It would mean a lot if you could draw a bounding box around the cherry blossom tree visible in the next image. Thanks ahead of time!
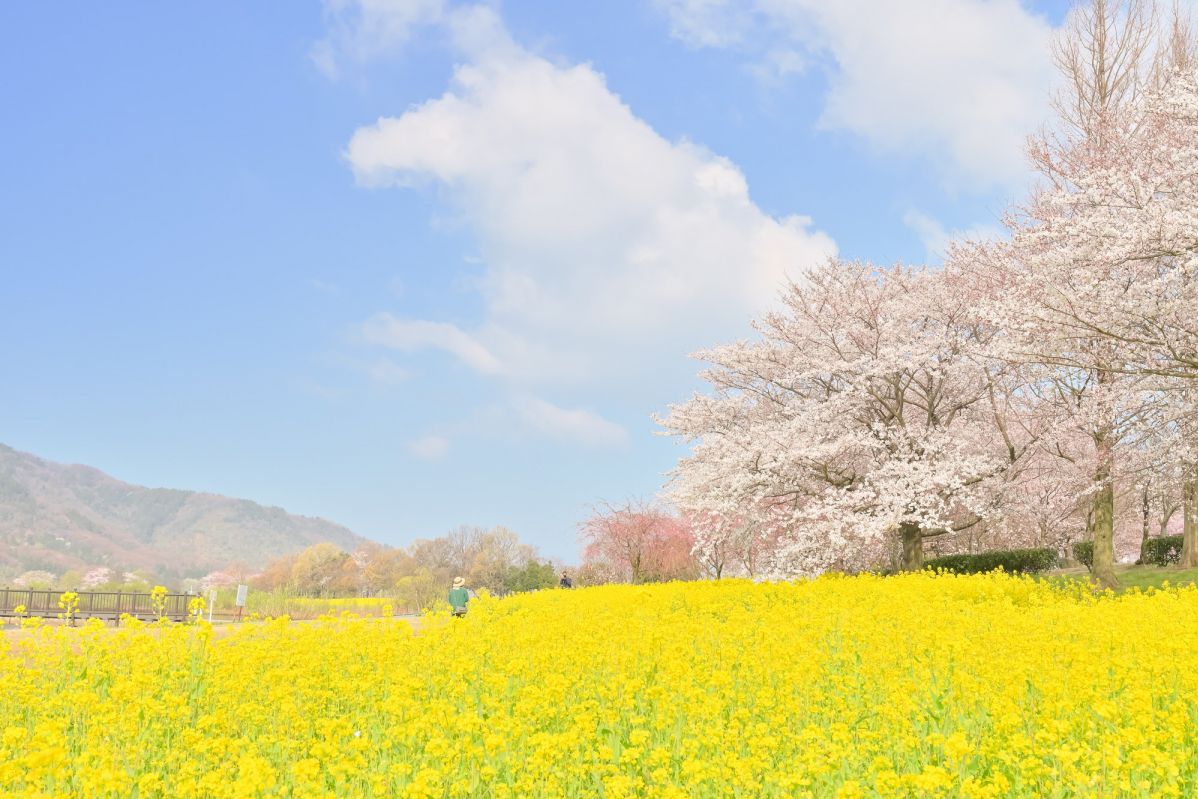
[662,1,1197,582]
[1134,454,1185,561]
[992,443,1093,554]
[80,567,116,590]
[580,500,698,583]
[687,508,779,579]
[988,70,1198,579]
[661,260,1034,576]
[12,570,55,589]
[687,511,733,580]
[945,2,1198,585]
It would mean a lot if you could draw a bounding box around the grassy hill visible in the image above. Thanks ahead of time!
[0,444,364,582]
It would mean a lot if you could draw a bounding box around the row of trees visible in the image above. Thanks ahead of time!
[661,0,1198,588]
[249,526,559,606]
[11,514,713,598]
[10,567,164,592]
[11,527,567,603]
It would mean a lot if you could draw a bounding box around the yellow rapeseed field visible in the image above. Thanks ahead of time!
[3,573,1197,798]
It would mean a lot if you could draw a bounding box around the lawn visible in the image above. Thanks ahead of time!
[1048,563,1198,591]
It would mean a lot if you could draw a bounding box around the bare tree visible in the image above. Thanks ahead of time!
[1149,3,1198,87]
[1052,0,1158,141]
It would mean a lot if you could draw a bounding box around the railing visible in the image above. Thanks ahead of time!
[0,588,194,624]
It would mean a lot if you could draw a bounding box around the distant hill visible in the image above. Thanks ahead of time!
[0,444,365,582]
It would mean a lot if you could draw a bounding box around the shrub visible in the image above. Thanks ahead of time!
[924,547,1058,575]
[1074,537,1181,570]
[1142,535,1183,566]
[502,560,557,595]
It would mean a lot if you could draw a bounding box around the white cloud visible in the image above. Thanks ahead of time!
[511,396,630,449]
[366,357,410,385]
[658,0,758,48]
[346,22,836,388]
[312,0,446,78]
[361,314,504,375]
[407,396,628,452]
[903,209,1002,261]
[655,0,1057,189]
[408,433,450,460]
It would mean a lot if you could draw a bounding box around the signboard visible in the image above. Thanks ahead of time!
[235,584,248,608]
[208,588,217,622]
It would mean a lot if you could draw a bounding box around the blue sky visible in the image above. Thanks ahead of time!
[1,0,1073,561]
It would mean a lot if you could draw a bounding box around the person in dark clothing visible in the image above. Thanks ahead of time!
[559,571,573,589]
[448,576,469,616]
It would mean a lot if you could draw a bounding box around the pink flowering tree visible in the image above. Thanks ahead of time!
[580,500,698,583]
[687,507,780,579]
[661,260,1035,575]
[661,1,1198,582]
[943,3,1198,584]
[960,63,1198,582]
[80,567,115,589]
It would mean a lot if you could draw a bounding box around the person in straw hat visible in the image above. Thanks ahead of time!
[448,576,469,617]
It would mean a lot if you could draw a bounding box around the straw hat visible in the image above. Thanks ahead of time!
[452,576,465,588]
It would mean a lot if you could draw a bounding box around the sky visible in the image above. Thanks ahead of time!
[0,0,1077,561]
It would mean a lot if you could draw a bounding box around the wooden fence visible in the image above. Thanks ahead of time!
[0,588,193,624]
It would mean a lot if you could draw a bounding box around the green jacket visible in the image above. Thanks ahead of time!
[448,587,469,610]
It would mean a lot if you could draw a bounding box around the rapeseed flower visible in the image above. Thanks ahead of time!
[0,572,1196,797]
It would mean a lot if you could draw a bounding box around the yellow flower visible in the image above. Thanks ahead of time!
[836,780,865,799]
[188,596,207,621]
[1,573,1197,798]
[57,591,80,622]
[150,585,169,618]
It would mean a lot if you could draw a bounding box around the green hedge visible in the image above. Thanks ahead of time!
[1075,536,1183,569]
[1073,541,1093,568]
[1142,535,1183,566]
[923,547,1058,575]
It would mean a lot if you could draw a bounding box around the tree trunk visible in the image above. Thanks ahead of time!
[1139,484,1151,565]
[1179,472,1198,569]
[900,522,923,572]
[1090,476,1119,589]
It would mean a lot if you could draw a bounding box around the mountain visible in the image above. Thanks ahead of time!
[0,444,365,581]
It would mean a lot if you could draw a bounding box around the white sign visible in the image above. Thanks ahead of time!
[235,584,248,607]
[208,589,217,622]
